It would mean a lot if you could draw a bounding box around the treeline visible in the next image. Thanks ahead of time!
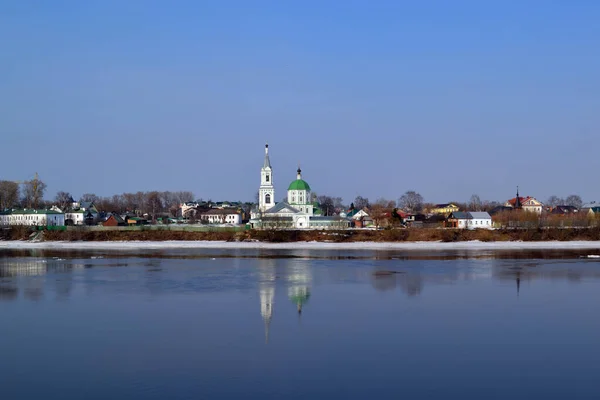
[56,191,196,216]
[0,178,200,217]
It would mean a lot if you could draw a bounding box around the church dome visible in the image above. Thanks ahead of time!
[288,179,311,191]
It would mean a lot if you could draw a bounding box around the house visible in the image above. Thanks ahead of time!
[551,205,579,215]
[341,209,373,228]
[197,208,242,225]
[102,214,127,227]
[504,188,543,214]
[446,211,492,229]
[430,203,460,215]
[127,216,148,226]
[0,209,65,227]
[581,202,600,217]
[446,212,471,229]
[180,201,200,217]
[65,201,99,225]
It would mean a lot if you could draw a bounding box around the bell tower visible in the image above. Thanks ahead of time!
[259,143,275,212]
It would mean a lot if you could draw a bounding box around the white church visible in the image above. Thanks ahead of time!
[249,144,351,230]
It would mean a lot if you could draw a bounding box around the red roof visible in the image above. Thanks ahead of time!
[506,196,531,206]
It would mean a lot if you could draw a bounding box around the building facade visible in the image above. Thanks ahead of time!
[0,209,65,227]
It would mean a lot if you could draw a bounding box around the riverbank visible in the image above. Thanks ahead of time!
[2,227,600,249]
[2,226,600,243]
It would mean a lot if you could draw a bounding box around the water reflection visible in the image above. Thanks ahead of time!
[258,259,276,343]
[1,253,599,305]
[287,263,311,314]
[0,285,18,301]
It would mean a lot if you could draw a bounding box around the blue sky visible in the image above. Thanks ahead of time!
[1,1,599,205]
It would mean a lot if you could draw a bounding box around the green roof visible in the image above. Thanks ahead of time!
[5,209,62,215]
[288,179,311,191]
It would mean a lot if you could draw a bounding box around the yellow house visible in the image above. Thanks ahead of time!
[430,203,460,215]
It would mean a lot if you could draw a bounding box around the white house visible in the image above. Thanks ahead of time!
[1,209,65,227]
[466,212,493,229]
[447,212,492,229]
[197,208,242,225]
[65,202,98,225]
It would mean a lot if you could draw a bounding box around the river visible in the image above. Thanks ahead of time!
[1,247,600,399]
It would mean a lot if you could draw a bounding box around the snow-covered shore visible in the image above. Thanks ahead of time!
[1,240,600,251]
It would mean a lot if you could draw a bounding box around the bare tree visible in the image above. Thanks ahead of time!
[565,194,583,209]
[0,181,20,209]
[54,191,73,211]
[370,198,395,228]
[147,192,163,223]
[317,195,335,216]
[175,191,194,204]
[469,194,482,211]
[398,191,424,212]
[546,195,564,208]
[80,193,100,203]
[354,196,370,210]
[22,178,47,209]
[332,197,345,214]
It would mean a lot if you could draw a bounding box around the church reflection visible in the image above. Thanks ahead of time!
[287,262,312,314]
[258,258,276,343]
[258,258,312,343]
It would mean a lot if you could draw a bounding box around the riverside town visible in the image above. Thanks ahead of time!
[1,144,599,241]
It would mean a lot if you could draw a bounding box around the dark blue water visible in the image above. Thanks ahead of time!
[1,249,600,399]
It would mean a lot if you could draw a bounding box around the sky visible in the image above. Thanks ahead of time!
[1,1,599,205]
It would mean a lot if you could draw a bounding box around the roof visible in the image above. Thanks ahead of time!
[468,212,492,219]
[346,209,360,217]
[263,144,271,168]
[288,179,311,191]
[105,213,125,223]
[434,203,457,208]
[449,212,470,219]
[506,196,541,207]
[198,208,241,216]
[265,201,300,214]
[449,211,491,219]
[5,209,63,215]
[551,205,578,214]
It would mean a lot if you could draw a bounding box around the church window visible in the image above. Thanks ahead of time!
[266,174,269,182]
[265,194,271,204]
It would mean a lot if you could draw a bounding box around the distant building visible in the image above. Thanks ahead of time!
[550,205,579,215]
[197,208,242,225]
[446,211,492,229]
[0,209,65,227]
[249,144,352,229]
[430,203,460,215]
[504,187,543,214]
[65,202,99,225]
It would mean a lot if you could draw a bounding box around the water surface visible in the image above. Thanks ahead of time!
[1,248,600,399]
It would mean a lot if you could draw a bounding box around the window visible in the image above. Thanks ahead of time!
[266,174,270,182]
[265,194,271,204]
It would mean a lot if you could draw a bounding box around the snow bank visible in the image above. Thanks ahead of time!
[1,240,600,251]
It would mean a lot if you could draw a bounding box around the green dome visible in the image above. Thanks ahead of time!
[288,179,311,191]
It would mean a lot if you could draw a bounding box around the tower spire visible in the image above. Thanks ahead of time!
[297,163,302,180]
[515,185,522,209]
[263,143,271,168]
